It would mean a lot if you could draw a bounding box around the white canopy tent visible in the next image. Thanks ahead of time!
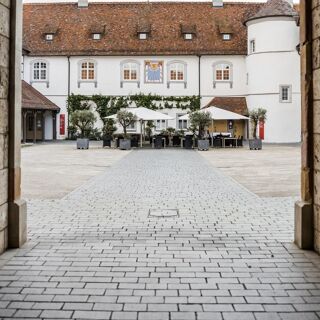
[179,106,249,139]
[105,107,173,147]
[179,106,249,121]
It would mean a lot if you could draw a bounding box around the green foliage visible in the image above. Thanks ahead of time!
[189,111,212,139]
[69,110,96,138]
[116,110,137,138]
[249,108,267,139]
[145,120,155,138]
[102,119,117,138]
[67,94,201,124]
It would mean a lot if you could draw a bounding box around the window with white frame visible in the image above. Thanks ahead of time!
[123,62,138,81]
[249,39,255,54]
[280,85,292,103]
[155,119,167,131]
[167,61,187,88]
[222,33,231,41]
[177,115,188,130]
[169,63,185,81]
[127,121,137,131]
[215,63,230,81]
[32,61,48,81]
[80,61,96,81]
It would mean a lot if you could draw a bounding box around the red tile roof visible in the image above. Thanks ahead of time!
[204,97,248,116]
[22,81,60,111]
[23,2,264,56]
[245,0,298,24]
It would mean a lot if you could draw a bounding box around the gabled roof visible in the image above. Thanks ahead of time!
[204,97,248,116]
[244,0,298,24]
[23,2,263,56]
[22,81,60,111]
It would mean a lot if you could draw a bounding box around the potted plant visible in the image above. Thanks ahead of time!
[102,119,117,147]
[189,111,211,151]
[249,108,267,150]
[70,110,96,149]
[116,110,137,150]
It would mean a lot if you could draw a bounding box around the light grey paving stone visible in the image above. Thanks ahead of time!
[197,312,222,320]
[138,312,169,320]
[72,310,111,319]
[111,311,138,320]
[13,310,42,318]
[40,310,73,319]
[222,312,255,320]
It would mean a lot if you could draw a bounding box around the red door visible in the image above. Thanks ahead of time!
[60,114,65,135]
[259,120,264,140]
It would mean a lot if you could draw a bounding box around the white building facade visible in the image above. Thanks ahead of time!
[22,0,301,143]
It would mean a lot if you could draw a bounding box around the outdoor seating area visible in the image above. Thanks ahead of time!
[100,131,244,150]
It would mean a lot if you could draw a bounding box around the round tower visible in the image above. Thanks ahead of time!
[245,0,300,143]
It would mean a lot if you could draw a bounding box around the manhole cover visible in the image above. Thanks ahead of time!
[149,209,179,217]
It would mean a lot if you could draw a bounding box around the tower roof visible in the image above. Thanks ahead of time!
[244,0,298,24]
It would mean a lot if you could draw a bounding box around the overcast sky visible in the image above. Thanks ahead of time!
[23,0,299,3]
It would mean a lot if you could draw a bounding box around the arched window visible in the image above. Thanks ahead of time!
[120,60,140,88]
[78,60,97,87]
[213,61,233,88]
[31,60,49,87]
[167,61,187,88]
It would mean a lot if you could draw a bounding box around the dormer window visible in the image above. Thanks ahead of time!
[42,25,58,42]
[137,20,151,40]
[92,33,102,40]
[181,24,196,41]
[138,32,148,40]
[222,33,231,41]
[45,34,54,41]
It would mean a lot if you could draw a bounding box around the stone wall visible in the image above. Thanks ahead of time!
[295,0,320,253]
[0,0,10,253]
[312,0,320,252]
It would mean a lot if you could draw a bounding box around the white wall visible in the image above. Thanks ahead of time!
[44,111,53,140]
[246,17,301,143]
[200,55,247,106]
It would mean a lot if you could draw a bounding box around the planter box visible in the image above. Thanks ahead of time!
[77,138,89,149]
[198,139,209,151]
[119,139,131,150]
[249,138,262,150]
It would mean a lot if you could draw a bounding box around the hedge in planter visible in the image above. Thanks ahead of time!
[249,108,267,150]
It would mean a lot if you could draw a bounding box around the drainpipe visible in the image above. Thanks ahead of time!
[67,56,71,139]
[198,55,201,106]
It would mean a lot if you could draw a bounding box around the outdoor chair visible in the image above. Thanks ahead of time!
[131,136,139,148]
[184,135,193,149]
[237,136,243,147]
[172,135,181,147]
[212,137,222,148]
[154,136,164,149]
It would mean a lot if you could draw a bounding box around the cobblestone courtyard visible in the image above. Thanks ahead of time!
[1,148,320,319]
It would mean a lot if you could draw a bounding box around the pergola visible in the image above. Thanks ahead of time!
[21,81,60,143]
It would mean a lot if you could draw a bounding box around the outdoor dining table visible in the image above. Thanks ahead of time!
[222,137,238,148]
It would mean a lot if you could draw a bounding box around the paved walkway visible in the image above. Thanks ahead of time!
[1,150,320,320]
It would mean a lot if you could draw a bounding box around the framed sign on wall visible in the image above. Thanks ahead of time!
[145,60,164,83]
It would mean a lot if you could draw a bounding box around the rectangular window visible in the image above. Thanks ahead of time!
[222,34,231,41]
[280,85,292,103]
[250,39,255,54]
[155,120,167,131]
[128,122,136,131]
[92,33,101,40]
[178,115,188,130]
[184,33,193,40]
[139,33,148,40]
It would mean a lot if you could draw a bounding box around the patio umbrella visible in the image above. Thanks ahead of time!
[105,107,173,147]
[179,106,249,121]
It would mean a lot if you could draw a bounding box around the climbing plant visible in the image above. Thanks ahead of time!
[67,93,201,124]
